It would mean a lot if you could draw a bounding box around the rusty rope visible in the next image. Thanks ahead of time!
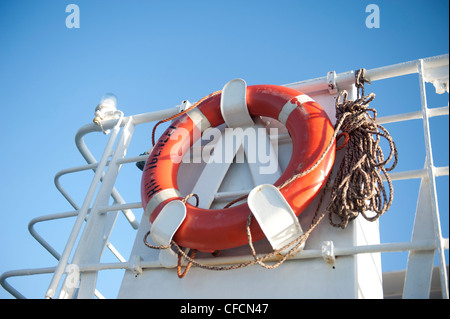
[177,248,197,278]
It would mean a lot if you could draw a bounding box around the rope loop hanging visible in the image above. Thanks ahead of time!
[326,69,398,228]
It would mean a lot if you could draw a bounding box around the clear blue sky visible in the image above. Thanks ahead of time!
[0,0,448,299]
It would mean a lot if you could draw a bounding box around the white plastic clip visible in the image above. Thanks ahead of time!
[321,240,336,265]
[248,184,304,253]
[220,79,254,128]
[327,71,338,94]
[150,200,187,268]
[130,255,142,276]
[177,100,192,112]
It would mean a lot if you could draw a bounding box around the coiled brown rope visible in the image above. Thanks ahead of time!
[327,86,398,228]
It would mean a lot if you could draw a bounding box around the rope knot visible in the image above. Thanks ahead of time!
[336,90,376,134]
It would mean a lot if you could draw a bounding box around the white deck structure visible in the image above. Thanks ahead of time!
[1,54,448,299]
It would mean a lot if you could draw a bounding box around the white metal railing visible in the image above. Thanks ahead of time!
[1,54,448,299]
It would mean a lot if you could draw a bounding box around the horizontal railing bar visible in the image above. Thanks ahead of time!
[176,239,443,268]
[117,155,149,164]
[377,106,449,124]
[284,54,449,94]
[429,105,450,117]
[388,169,427,181]
[383,166,448,181]
[435,166,449,177]
[97,202,143,214]
[3,236,447,298]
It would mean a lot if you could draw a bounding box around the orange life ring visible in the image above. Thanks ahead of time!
[141,85,335,252]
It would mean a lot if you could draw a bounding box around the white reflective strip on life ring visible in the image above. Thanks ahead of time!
[187,107,211,133]
[144,188,182,217]
[278,94,315,126]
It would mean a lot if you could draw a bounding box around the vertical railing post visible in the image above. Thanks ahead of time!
[60,117,136,299]
[45,114,124,299]
[403,60,448,299]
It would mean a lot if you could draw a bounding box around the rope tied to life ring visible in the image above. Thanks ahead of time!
[143,193,199,278]
[143,69,398,276]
